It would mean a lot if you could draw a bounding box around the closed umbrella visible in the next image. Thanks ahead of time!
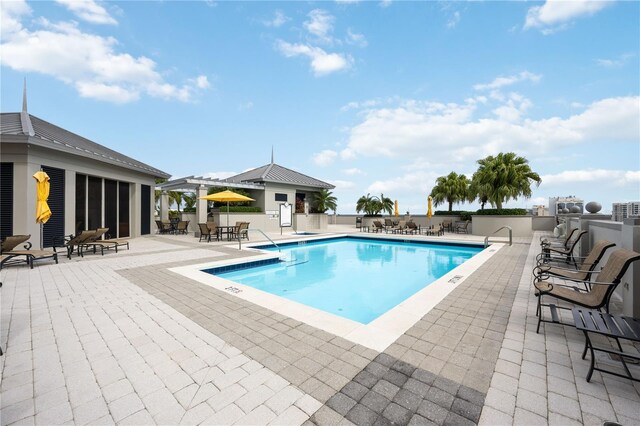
[198,190,255,225]
[33,170,52,249]
[427,196,433,226]
[394,200,399,217]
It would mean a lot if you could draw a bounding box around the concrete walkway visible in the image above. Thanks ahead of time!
[1,229,638,425]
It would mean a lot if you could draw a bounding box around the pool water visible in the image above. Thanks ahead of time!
[211,237,482,324]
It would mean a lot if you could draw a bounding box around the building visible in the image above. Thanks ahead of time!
[612,202,640,222]
[0,88,170,248]
[531,205,549,216]
[549,196,584,216]
[157,158,335,232]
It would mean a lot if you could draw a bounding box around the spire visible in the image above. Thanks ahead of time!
[20,78,35,136]
[271,146,274,164]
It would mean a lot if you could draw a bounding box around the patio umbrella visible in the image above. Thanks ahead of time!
[394,200,399,217]
[33,170,52,249]
[427,196,433,225]
[198,190,255,225]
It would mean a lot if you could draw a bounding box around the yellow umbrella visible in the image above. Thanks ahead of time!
[33,170,52,224]
[198,190,255,225]
[394,200,399,217]
[34,170,52,250]
[427,196,433,224]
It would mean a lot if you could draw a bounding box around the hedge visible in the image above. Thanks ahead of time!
[218,206,262,213]
[473,208,527,216]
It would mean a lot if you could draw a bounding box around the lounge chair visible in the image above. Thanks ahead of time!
[540,230,587,268]
[371,220,385,233]
[426,224,444,236]
[81,228,123,256]
[54,230,98,259]
[534,248,640,333]
[391,220,406,234]
[534,240,615,287]
[455,220,471,234]
[384,218,394,232]
[1,235,59,269]
[405,221,419,234]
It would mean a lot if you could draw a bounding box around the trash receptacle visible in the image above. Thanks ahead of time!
[356,217,362,229]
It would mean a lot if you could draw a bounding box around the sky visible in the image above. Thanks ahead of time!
[1,0,639,214]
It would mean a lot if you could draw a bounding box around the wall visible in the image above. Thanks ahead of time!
[470,216,532,237]
[532,216,556,231]
[331,214,462,227]
[293,214,327,231]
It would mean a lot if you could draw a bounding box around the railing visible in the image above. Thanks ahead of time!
[484,226,512,248]
[238,228,281,252]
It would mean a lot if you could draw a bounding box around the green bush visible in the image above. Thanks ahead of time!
[218,206,262,213]
[183,207,196,213]
[434,210,473,220]
[474,208,527,216]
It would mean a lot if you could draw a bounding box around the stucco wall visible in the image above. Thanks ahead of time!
[532,216,556,231]
[471,216,532,237]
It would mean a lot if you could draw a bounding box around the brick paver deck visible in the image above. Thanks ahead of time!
[1,230,638,425]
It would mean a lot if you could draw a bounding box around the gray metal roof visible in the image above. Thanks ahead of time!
[157,175,264,192]
[0,112,170,178]
[226,163,334,189]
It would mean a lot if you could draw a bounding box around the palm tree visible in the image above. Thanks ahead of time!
[356,193,378,216]
[469,175,492,210]
[378,193,394,216]
[313,189,338,213]
[168,191,183,213]
[182,192,196,211]
[473,152,542,210]
[430,172,470,212]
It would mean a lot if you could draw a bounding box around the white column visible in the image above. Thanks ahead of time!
[195,185,208,237]
[160,191,169,221]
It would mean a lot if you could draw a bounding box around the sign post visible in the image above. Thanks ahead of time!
[279,202,292,235]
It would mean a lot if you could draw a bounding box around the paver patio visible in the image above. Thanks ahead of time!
[1,228,638,425]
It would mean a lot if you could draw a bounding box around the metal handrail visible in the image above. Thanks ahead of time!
[484,226,512,248]
[238,228,281,252]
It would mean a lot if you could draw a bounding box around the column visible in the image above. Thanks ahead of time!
[621,218,640,317]
[160,191,169,222]
[195,185,207,237]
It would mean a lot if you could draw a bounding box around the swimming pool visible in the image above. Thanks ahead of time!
[205,237,482,324]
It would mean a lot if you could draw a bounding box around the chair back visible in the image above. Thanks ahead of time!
[89,228,109,242]
[69,230,98,245]
[566,231,587,253]
[591,249,640,305]
[1,235,31,252]
[407,222,418,230]
[373,220,383,229]
[177,221,189,231]
[384,219,393,226]
[579,240,615,273]
[198,223,211,236]
[562,228,579,249]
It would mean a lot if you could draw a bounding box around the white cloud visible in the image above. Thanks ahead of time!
[447,11,460,29]
[541,170,640,187]
[55,0,117,25]
[346,29,367,47]
[380,0,393,8]
[263,10,289,28]
[313,149,338,166]
[276,40,352,76]
[524,0,612,33]
[596,53,635,68]
[342,168,365,176]
[474,71,541,91]
[367,170,441,196]
[304,9,335,43]
[340,96,639,162]
[329,180,356,189]
[341,99,383,112]
[1,0,30,38]
[0,11,209,103]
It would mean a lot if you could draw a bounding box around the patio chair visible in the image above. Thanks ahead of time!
[441,219,452,232]
[534,248,640,333]
[534,240,616,288]
[198,223,214,242]
[156,220,172,234]
[175,220,189,235]
[540,227,578,250]
[540,230,587,268]
[54,230,98,259]
[455,220,471,234]
[236,222,249,240]
[426,224,444,236]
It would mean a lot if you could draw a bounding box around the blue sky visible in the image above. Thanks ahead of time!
[2,0,639,214]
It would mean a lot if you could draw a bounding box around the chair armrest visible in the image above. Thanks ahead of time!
[22,242,33,250]
[535,274,617,287]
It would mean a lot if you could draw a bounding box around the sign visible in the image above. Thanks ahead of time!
[280,203,292,227]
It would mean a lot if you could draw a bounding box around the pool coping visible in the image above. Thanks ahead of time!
[169,233,503,352]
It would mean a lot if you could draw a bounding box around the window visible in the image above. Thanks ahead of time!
[88,176,102,230]
[275,193,288,202]
[75,174,86,234]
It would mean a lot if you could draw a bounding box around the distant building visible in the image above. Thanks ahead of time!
[612,202,640,222]
[531,205,549,216]
[549,196,584,216]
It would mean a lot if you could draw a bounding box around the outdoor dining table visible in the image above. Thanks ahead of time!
[216,225,237,241]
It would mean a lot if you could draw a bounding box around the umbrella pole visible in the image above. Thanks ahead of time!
[227,201,230,226]
[40,223,43,250]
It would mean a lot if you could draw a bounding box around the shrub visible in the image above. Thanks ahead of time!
[218,206,262,213]
[474,208,527,216]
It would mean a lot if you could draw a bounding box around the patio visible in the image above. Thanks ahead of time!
[1,227,638,425]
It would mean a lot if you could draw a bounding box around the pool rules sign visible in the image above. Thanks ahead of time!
[280,202,292,234]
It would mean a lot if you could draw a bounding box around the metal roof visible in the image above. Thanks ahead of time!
[226,163,335,189]
[0,112,170,178]
[157,175,264,192]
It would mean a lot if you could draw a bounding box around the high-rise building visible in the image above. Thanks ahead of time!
[612,202,640,222]
[549,196,584,216]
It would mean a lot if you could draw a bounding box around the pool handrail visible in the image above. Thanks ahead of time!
[238,228,281,252]
[484,226,512,248]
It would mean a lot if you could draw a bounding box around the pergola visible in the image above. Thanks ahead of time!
[155,175,264,225]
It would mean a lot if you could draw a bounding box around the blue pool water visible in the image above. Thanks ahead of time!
[208,237,482,324]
